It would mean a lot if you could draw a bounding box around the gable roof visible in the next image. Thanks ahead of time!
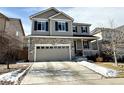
[91,27,113,35]
[30,7,74,21]
[49,12,74,21]
[0,12,25,36]
[116,25,124,30]
[9,18,25,36]
[0,12,9,20]
[30,7,60,19]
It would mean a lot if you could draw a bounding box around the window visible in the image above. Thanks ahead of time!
[37,46,40,49]
[65,46,69,48]
[34,21,48,31]
[50,46,53,49]
[41,46,44,49]
[62,46,65,48]
[81,26,88,33]
[46,46,49,49]
[73,26,77,32]
[16,31,19,36]
[55,21,68,31]
[54,46,57,48]
[58,46,61,48]
[83,41,89,49]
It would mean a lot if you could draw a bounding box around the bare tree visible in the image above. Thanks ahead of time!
[108,19,124,66]
[0,30,22,69]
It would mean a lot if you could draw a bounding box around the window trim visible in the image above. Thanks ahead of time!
[16,30,19,37]
[73,26,77,32]
[83,40,89,49]
[55,21,68,32]
[81,26,88,33]
[34,20,48,32]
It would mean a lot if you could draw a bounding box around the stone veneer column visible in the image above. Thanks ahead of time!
[81,39,84,56]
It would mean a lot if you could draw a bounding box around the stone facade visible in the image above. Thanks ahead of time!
[28,37,75,61]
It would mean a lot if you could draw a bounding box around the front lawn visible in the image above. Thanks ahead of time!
[96,62,124,78]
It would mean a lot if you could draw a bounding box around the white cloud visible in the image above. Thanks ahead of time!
[59,7,124,30]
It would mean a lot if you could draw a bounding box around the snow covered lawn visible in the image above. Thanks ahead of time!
[0,63,31,75]
[0,63,32,85]
[96,62,124,78]
[78,61,118,78]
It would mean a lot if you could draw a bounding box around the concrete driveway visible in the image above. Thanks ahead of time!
[21,62,124,85]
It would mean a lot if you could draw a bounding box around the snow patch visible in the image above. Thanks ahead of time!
[78,61,118,77]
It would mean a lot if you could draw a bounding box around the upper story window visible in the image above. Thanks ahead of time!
[81,26,88,33]
[34,21,48,31]
[16,30,19,37]
[73,26,77,32]
[55,21,68,32]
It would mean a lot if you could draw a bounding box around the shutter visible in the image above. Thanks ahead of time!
[75,26,77,32]
[55,21,58,31]
[66,22,68,31]
[46,22,48,31]
[81,27,83,33]
[34,21,37,31]
[85,26,87,32]
[38,23,41,30]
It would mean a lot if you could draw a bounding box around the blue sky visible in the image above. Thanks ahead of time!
[1,7,124,35]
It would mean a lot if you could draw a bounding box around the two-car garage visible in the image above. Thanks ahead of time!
[34,44,71,62]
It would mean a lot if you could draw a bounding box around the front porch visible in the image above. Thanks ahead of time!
[73,38,99,57]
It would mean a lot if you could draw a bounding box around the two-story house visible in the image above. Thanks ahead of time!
[0,12,25,62]
[28,7,99,62]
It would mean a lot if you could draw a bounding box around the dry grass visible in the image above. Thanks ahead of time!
[0,63,31,75]
[96,62,124,78]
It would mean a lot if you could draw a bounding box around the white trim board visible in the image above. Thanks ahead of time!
[27,35,97,40]
[50,19,72,21]
[49,12,73,21]
[31,18,48,21]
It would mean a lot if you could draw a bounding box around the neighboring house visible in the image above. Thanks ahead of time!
[91,28,112,51]
[91,27,124,59]
[0,12,25,62]
[28,7,99,62]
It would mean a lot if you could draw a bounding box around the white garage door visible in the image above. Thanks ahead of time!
[34,44,71,61]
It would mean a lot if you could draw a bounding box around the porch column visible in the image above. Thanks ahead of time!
[28,37,31,61]
[96,38,100,55]
[81,39,84,56]
[89,41,92,49]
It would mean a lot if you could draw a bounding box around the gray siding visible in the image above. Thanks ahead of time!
[32,9,59,19]
[73,24,90,35]
[50,20,73,36]
[31,9,73,36]
[31,20,50,36]
[51,13,72,20]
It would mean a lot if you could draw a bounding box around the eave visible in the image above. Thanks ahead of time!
[27,35,97,40]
